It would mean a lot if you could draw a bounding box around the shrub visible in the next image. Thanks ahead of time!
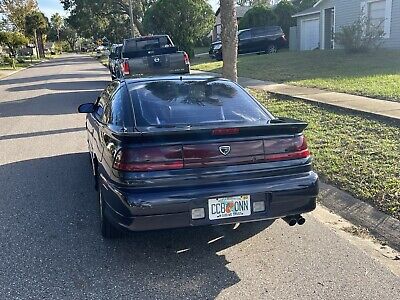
[239,5,277,30]
[335,15,385,53]
[274,0,296,37]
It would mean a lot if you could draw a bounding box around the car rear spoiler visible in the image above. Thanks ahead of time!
[109,118,308,143]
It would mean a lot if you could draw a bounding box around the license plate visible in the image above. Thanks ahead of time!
[208,195,251,220]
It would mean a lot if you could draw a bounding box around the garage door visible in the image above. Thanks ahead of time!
[301,18,320,51]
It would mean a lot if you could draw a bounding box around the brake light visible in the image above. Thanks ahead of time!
[264,135,310,162]
[121,59,130,75]
[212,128,240,136]
[113,146,183,172]
[183,52,190,65]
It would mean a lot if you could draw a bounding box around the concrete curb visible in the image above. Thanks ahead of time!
[319,182,400,251]
[0,59,46,81]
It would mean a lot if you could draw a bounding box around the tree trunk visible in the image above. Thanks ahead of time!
[220,0,238,82]
[128,0,135,37]
[37,33,45,58]
[33,30,40,59]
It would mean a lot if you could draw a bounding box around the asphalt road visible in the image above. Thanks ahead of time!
[0,55,398,300]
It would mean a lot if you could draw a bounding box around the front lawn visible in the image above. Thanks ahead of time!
[250,90,400,220]
[194,47,209,56]
[192,50,400,102]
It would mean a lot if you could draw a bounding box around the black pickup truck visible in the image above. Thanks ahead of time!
[115,35,190,78]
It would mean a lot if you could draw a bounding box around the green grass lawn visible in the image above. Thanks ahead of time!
[250,90,400,219]
[194,47,210,56]
[192,50,400,102]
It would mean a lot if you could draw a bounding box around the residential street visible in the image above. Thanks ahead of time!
[0,55,399,300]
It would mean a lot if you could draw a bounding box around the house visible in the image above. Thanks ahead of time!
[212,6,252,42]
[291,0,400,51]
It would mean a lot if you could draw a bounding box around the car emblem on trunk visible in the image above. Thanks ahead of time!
[154,57,160,63]
[219,145,231,156]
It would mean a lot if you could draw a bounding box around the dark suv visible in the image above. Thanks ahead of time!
[211,26,287,60]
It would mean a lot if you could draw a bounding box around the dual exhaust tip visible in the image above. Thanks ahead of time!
[282,215,306,226]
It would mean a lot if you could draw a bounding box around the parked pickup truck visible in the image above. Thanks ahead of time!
[116,35,190,78]
[108,44,122,79]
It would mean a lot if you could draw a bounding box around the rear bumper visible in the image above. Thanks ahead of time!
[100,171,318,232]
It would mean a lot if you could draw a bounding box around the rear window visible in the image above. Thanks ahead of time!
[123,36,173,52]
[128,80,271,127]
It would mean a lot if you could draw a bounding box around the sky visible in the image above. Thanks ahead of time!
[38,0,220,18]
[37,0,66,18]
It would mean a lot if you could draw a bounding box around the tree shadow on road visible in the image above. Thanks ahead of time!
[0,90,103,118]
[6,80,110,93]
[0,73,108,86]
[0,153,273,299]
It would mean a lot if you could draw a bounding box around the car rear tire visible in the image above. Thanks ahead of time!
[266,44,277,54]
[99,188,124,239]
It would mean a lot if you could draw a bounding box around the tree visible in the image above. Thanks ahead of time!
[61,0,156,36]
[143,0,214,57]
[51,13,64,41]
[61,25,78,51]
[274,0,296,37]
[0,31,28,56]
[292,0,318,11]
[220,0,238,82]
[239,5,276,30]
[0,0,38,33]
[25,11,49,58]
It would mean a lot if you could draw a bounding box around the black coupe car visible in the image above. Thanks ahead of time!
[78,75,318,238]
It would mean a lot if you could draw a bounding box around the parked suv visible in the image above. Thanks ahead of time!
[211,26,287,60]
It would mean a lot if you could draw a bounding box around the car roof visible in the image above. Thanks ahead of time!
[124,35,169,42]
[122,75,230,85]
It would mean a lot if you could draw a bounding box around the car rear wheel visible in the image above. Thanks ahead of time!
[99,188,124,239]
[266,44,277,54]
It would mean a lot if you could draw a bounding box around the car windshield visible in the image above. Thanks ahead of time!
[128,79,271,127]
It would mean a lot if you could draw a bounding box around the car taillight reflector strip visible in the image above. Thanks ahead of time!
[113,136,310,172]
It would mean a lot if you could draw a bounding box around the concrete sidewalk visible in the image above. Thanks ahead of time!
[0,69,21,80]
[192,70,400,122]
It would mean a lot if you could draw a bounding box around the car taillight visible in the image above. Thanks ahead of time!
[183,52,190,65]
[264,135,310,162]
[113,146,183,172]
[121,59,130,75]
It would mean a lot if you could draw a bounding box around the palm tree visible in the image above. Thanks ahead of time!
[220,0,238,82]
[25,11,48,58]
[51,13,63,41]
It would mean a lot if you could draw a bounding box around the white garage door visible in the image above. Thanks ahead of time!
[301,18,320,51]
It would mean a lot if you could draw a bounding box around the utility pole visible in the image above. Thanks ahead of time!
[129,0,135,38]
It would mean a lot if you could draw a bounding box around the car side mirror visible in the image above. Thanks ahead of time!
[78,103,95,113]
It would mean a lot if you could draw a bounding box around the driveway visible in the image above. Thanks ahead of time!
[0,54,398,300]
